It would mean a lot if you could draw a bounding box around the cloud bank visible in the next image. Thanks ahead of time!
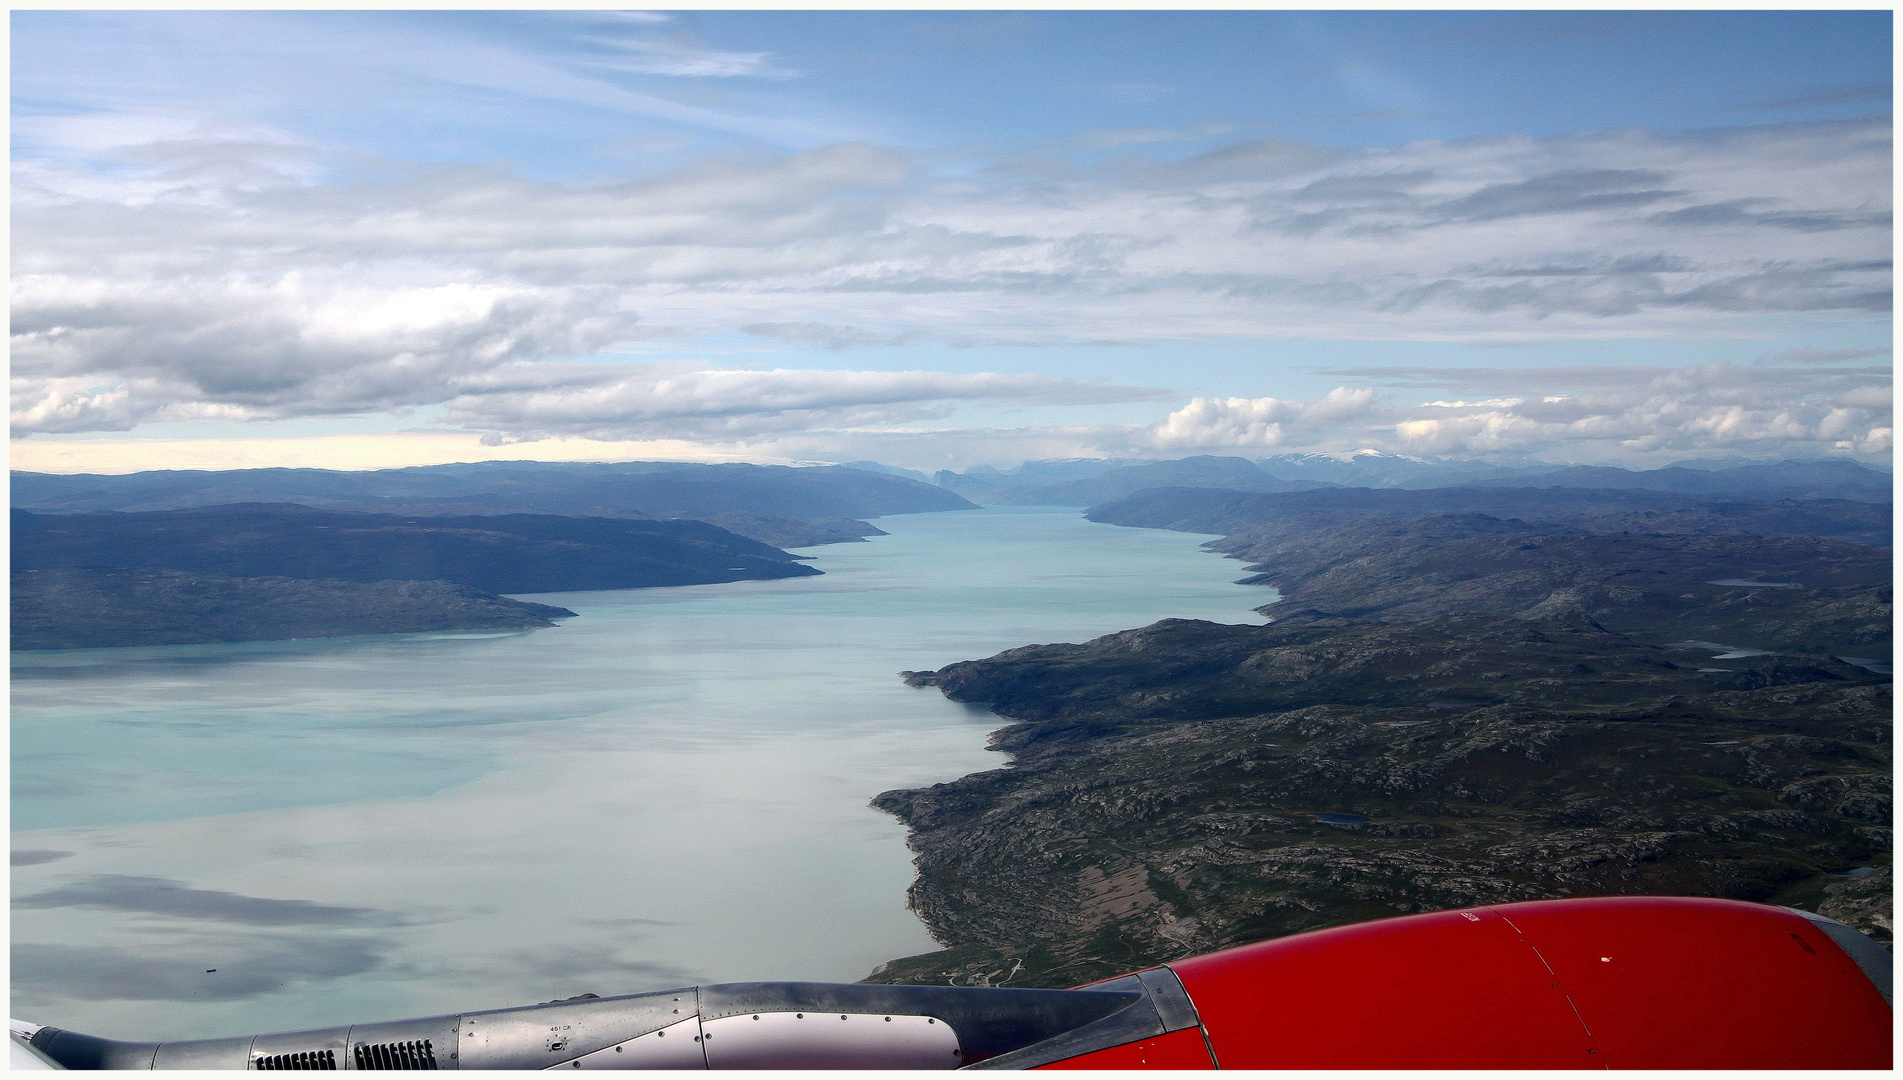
[11,114,1891,464]
[445,364,1169,443]
[1134,361,1889,462]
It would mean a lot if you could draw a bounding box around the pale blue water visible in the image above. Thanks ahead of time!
[12,507,1272,1040]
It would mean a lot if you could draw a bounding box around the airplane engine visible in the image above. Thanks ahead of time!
[13,897,1890,1070]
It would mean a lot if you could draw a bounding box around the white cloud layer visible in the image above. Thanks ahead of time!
[579,357,1884,468]
[1127,360,1890,463]
[10,114,1892,465]
[11,356,1890,473]
[1150,388,1378,449]
[442,364,1170,443]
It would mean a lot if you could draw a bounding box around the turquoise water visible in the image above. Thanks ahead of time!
[11,507,1272,1040]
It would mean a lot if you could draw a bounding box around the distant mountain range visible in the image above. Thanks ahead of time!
[12,454,1886,652]
[919,454,1891,506]
[1458,460,1893,498]
[1086,486,1895,547]
[18,457,1884,523]
[11,460,975,519]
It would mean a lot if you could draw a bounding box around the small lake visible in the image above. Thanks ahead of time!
[12,507,1272,1041]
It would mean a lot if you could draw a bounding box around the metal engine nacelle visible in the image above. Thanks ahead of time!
[14,897,1892,1070]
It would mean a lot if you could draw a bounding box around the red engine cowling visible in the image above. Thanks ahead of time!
[19,896,1888,1069]
[1040,896,1891,1070]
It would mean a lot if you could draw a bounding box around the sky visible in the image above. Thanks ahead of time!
[10,9,1894,474]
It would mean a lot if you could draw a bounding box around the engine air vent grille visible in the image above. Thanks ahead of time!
[252,1049,337,1070]
[354,1040,438,1070]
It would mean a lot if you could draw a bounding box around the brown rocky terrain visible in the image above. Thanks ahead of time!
[1224,525,1890,656]
[867,497,1892,989]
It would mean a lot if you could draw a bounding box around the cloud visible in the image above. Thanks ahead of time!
[290,15,837,145]
[578,34,795,79]
[1320,360,1890,394]
[1134,361,1890,463]
[13,938,385,1002]
[17,353,1889,472]
[743,322,909,349]
[1432,168,1679,221]
[443,363,1172,442]
[11,279,643,432]
[1291,169,1435,205]
[1650,199,1891,233]
[7,431,788,475]
[1762,346,1891,366]
[9,116,1891,446]
[1149,387,1377,449]
[15,875,403,927]
[683,356,1888,466]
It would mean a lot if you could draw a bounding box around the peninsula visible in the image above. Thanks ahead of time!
[10,504,818,650]
[13,569,576,651]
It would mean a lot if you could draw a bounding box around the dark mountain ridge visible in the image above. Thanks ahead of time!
[12,569,577,651]
[12,504,833,650]
[13,504,820,596]
[10,460,975,520]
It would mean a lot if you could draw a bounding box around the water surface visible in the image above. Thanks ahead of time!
[12,507,1272,1040]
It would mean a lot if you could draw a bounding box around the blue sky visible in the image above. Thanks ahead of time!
[10,10,1893,472]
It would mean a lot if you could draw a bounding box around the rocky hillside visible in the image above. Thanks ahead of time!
[868,498,1892,989]
[13,568,575,650]
[874,616,1890,988]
